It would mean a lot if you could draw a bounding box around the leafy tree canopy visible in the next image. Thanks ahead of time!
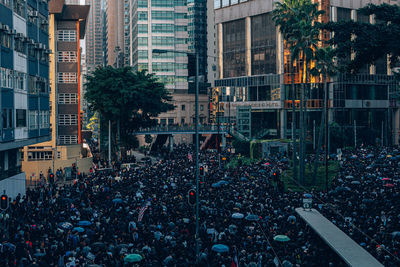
[324,3,400,73]
[84,66,174,149]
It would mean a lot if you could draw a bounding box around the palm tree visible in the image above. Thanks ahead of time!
[310,46,337,188]
[273,0,301,182]
[273,0,323,184]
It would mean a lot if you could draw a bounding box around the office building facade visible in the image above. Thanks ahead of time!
[85,0,104,71]
[21,0,92,181]
[128,0,208,129]
[211,0,400,146]
[0,0,51,197]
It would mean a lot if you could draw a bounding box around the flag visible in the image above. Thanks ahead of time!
[138,205,148,222]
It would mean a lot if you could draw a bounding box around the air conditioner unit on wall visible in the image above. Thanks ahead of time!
[31,11,39,17]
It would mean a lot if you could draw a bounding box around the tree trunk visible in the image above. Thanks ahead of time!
[324,78,329,190]
[291,71,297,182]
[312,79,326,185]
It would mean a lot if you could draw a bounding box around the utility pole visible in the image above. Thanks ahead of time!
[354,120,357,148]
[324,80,329,191]
[217,89,221,169]
[108,120,111,167]
[194,52,200,265]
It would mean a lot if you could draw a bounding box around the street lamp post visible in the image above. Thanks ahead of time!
[153,49,200,263]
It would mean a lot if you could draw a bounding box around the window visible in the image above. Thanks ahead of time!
[138,0,147,8]
[175,25,187,32]
[200,105,204,111]
[138,63,148,71]
[168,118,174,125]
[13,0,25,17]
[29,111,38,129]
[58,93,78,104]
[152,62,174,72]
[40,111,49,128]
[153,51,175,59]
[181,105,185,111]
[1,68,14,88]
[58,114,78,125]
[175,13,187,19]
[152,36,174,46]
[181,118,185,124]
[27,151,53,161]
[138,24,148,33]
[58,30,77,42]
[176,38,187,44]
[152,24,174,33]
[28,44,37,58]
[38,14,48,32]
[57,72,77,83]
[0,0,11,8]
[152,0,174,7]
[138,11,148,21]
[214,0,221,9]
[2,109,7,128]
[16,109,26,127]
[59,135,78,145]
[58,51,77,62]
[8,109,12,128]
[1,32,11,48]
[160,118,167,125]
[138,37,148,46]
[152,11,174,20]
[15,71,26,91]
[138,50,148,59]
[14,37,25,54]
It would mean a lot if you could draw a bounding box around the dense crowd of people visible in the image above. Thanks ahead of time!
[0,144,399,266]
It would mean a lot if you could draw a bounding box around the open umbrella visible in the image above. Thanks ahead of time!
[245,214,259,221]
[33,252,46,257]
[211,244,229,253]
[72,227,85,233]
[366,154,374,159]
[384,183,395,188]
[382,178,391,181]
[211,182,221,188]
[345,176,354,180]
[351,181,361,185]
[124,253,143,263]
[112,198,123,203]
[240,177,248,182]
[218,180,229,185]
[77,220,92,226]
[303,193,312,198]
[350,155,358,159]
[58,222,73,230]
[273,235,291,242]
[387,155,392,158]
[232,213,244,219]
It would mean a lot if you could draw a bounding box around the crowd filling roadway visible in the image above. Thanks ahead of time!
[0,144,399,266]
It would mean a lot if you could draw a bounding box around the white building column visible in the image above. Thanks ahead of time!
[245,17,251,76]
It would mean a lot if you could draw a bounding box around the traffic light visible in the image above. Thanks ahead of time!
[0,195,8,211]
[49,173,55,183]
[199,165,205,176]
[188,189,196,206]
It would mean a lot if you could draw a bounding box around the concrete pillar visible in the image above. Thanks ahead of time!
[222,134,226,150]
[218,23,223,79]
[280,109,286,139]
[394,109,400,145]
[169,135,174,152]
[245,17,251,76]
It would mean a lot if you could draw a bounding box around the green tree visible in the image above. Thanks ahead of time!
[273,0,323,184]
[325,3,400,73]
[85,66,174,154]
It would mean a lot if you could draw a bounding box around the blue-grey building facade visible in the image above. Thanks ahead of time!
[0,0,50,195]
